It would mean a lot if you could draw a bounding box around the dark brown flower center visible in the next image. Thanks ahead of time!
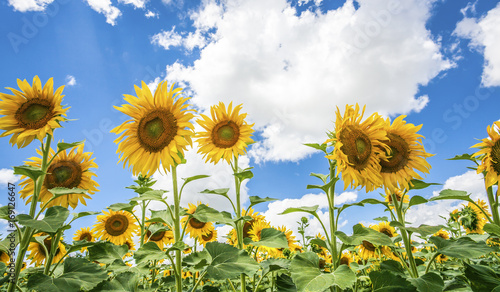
[340,256,350,266]
[45,160,83,189]
[380,133,410,173]
[339,125,372,170]
[202,230,214,242]
[15,98,54,129]
[79,232,92,242]
[243,220,254,238]
[380,228,393,237]
[189,217,206,229]
[105,214,129,236]
[39,237,59,257]
[147,230,166,242]
[137,109,178,153]
[362,240,376,252]
[212,121,240,148]
[491,140,500,174]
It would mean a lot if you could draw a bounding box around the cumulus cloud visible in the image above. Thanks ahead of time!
[7,0,54,12]
[454,2,500,87]
[118,0,147,9]
[155,0,452,163]
[65,75,76,86]
[261,191,357,237]
[151,27,183,50]
[84,0,122,26]
[406,170,487,227]
[0,168,20,188]
[145,10,158,18]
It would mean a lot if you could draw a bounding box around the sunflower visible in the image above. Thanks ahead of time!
[111,81,195,176]
[372,222,397,238]
[311,233,328,258]
[124,240,136,258]
[436,253,448,263]
[339,252,353,267]
[229,208,266,246]
[92,209,139,246]
[198,228,217,247]
[326,104,388,192]
[0,76,68,148]
[460,201,487,234]
[181,202,214,239]
[384,188,409,210]
[357,240,378,260]
[27,233,67,266]
[472,121,500,188]
[433,229,449,240]
[146,222,174,248]
[73,227,95,252]
[19,143,99,209]
[196,102,254,164]
[379,115,432,192]
[248,220,271,242]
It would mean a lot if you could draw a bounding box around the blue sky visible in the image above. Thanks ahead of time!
[1,0,500,240]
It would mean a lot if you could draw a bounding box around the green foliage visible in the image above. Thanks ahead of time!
[244,228,289,248]
[430,236,495,259]
[335,224,394,246]
[16,206,69,233]
[203,242,259,280]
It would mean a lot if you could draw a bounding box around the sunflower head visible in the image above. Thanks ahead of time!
[181,202,214,239]
[384,188,409,210]
[196,102,254,164]
[198,228,218,247]
[379,115,433,192]
[459,201,487,234]
[146,222,174,248]
[472,121,500,188]
[373,222,397,238]
[325,104,388,192]
[73,227,95,252]
[0,76,69,148]
[27,233,67,266]
[92,209,139,245]
[111,81,195,176]
[19,143,99,209]
[433,229,449,240]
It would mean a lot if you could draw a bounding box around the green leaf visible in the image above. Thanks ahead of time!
[244,228,288,248]
[234,170,253,181]
[401,224,445,237]
[370,270,416,291]
[147,209,174,227]
[204,242,259,280]
[48,187,87,196]
[183,250,211,271]
[17,206,70,233]
[464,263,500,292]
[134,242,169,264]
[0,205,15,221]
[276,274,297,292]
[90,271,139,292]
[380,260,405,275]
[290,252,356,291]
[67,240,95,254]
[429,189,472,203]
[374,216,390,222]
[448,153,476,161]
[56,140,84,152]
[304,143,327,153]
[306,178,338,193]
[248,196,278,210]
[309,238,328,250]
[408,272,444,292]
[310,173,329,184]
[409,179,441,190]
[70,211,99,222]
[280,206,319,217]
[192,204,233,225]
[430,236,495,259]
[107,201,138,213]
[129,190,167,202]
[260,258,290,275]
[334,224,394,246]
[27,258,108,292]
[88,242,128,265]
[408,196,428,208]
[484,223,500,236]
[13,165,45,181]
[125,185,151,195]
[337,198,387,214]
[182,174,210,185]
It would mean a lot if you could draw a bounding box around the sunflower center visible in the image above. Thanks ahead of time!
[380,228,393,237]
[45,160,83,189]
[189,218,206,229]
[243,220,254,238]
[491,140,500,174]
[147,230,166,242]
[212,121,240,148]
[105,214,130,236]
[15,98,54,129]
[137,109,178,153]
[39,237,59,257]
[380,133,410,173]
[202,231,214,241]
[362,240,376,251]
[339,126,372,170]
[340,256,350,266]
[79,233,92,242]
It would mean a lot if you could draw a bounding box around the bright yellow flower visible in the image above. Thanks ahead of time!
[433,229,449,240]
[460,201,487,234]
[0,76,68,148]
[181,202,214,239]
[19,143,99,209]
[198,228,217,247]
[111,81,195,176]
[196,102,254,164]
[27,233,67,266]
[92,209,139,246]
[472,121,500,188]
[326,104,388,192]
[146,222,174,248]
[384,188,409,210]
[73,227,95,252]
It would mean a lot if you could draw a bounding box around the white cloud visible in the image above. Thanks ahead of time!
[261,191,357,237]
[118,0,146,9]
[406,170,488,227]
[65,75,76,86]
[151,27,183,50]
[84,0,122,26]
[0,168,20,188]
[454,2,500,87]
[156,0,452,163]
[7,0,54,12]
[145,10,158,18]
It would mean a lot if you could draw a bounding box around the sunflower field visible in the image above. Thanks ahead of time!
[1,76,500,292]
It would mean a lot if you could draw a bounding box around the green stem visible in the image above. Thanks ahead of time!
[43,232,62,275]
[327,161,338,269]
[232,156,247,292]
[425,253,440,274]
[228,279,237,292]
[192,270,207,292]
[140,201,146,247]
[172,166,182,292]
[487,186,500,225]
